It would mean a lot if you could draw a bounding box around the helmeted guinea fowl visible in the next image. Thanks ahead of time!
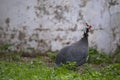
[55,23,92,66]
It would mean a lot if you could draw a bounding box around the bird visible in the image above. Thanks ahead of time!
[55,23,92,66]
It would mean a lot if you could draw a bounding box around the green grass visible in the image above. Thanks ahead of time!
[0,60,120,80]
[88,48,113,64]
[0,46,120,80]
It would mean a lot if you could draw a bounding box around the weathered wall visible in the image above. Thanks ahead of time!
[0,0,120,54]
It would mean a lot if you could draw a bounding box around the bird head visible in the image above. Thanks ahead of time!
[84,23,92,34]
[83,23,92,37]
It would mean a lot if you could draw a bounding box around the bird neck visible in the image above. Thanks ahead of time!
[78,32,88,43]
[83,28,89,38]
[83,32,88,38]
[82,34,88,41]
[81,32,88,42]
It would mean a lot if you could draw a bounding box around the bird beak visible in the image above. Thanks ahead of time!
[88,25,92,30]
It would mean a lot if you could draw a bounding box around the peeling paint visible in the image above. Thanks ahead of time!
[5,18,10,27]
[0,0,120,54]
[26,6,30,10]
[79,0,88,7]
[18,31,26,40]
[108,0,119,8]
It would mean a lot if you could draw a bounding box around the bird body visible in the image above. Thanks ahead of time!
[55,23,91,66]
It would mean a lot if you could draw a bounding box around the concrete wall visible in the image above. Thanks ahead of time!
[0,0,120,54]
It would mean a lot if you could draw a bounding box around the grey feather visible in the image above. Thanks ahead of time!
[55,27,89,66]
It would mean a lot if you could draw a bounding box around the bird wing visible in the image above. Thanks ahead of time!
[66,45,88,62]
